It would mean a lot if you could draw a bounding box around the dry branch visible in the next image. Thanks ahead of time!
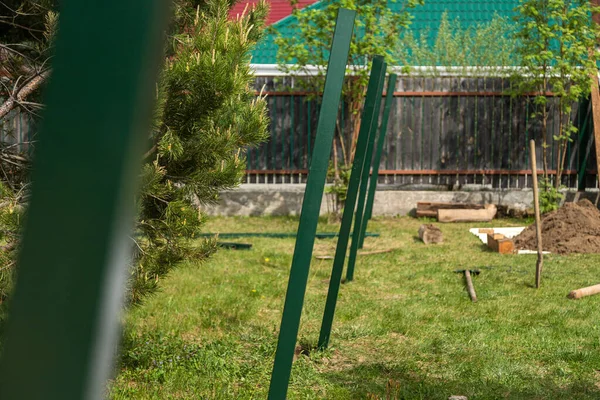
[0,70,50,119]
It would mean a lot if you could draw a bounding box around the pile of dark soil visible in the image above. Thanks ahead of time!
[514,199,600,254]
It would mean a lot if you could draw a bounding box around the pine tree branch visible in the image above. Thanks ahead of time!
[0,69,50,120]
[0,43,32,63]
[143,144,158,159]
[1,242,16,253]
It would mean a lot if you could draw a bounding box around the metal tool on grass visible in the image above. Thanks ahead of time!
[454,269,480,302]
[217,242,252,250]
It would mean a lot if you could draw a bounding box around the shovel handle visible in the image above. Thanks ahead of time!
[465,270,477,303]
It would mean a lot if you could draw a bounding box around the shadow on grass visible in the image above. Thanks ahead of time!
[478,243,493,253]
[322,362,600,400]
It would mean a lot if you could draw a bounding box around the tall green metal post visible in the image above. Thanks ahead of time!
[268,9,355,399]
[358,74,398,249]
[317,57,386,349]
[344,68,386,283]
[0,1,168,399]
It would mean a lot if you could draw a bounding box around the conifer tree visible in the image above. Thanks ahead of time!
[0,0,269,307]
[130,0,269,303]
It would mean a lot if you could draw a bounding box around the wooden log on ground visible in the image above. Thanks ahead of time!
[568,284,600,299]
[416,202,484,218]
[437,204,497,223]
[418,224,443,244]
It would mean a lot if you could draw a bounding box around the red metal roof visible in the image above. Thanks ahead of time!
[229,0,319,26]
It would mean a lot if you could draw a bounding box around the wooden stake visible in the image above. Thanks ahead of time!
[530,140,543,288]
[464,270,477,303]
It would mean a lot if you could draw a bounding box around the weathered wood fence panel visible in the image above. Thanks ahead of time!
[2,77,596,189]
[0,108,35,153]
[246,76,597,189]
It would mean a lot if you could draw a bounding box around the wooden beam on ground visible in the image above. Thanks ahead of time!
[437,204,497,223]
[568,283,600,299]
[416,202,485,218]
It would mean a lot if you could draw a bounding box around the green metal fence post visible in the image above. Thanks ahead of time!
[317,56,386,350]
[267,9,355,400]
[358,73,397,249]
[344,66,386,283]
[577,99,592,191]
[0,1,168,399]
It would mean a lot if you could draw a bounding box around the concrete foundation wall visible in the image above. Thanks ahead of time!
[201,184,581,217]
[201,184,600,217]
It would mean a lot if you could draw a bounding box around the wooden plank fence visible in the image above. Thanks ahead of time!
[246,76,597,190]
[2,76,597,190]
[0,107,35,153]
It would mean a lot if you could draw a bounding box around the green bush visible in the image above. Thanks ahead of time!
[539,179,563,214]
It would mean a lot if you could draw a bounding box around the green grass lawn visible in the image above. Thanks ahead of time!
[110,216,600,399]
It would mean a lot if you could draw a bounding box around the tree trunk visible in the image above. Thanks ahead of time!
[541,105,549,186]
[349,101,362,165]
[333,135,339,182]
[557,141,568,190]
[556,106,569,191]
[336,117,348,166]
[347,77,366,167]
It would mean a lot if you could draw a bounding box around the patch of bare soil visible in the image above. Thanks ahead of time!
[514,199,600,254]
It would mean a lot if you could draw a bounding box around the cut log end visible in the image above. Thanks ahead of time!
[418,224,443,244]
[567,291,579,299]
